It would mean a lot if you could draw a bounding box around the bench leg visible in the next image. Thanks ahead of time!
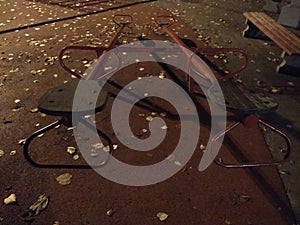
[243,20,271,40]
[277,53,300,76]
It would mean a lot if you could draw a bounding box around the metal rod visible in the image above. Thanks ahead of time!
[214,117,292,168]
[23,117,113,169]
[155,15,222,92]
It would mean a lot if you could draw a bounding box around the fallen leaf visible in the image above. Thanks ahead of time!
[146,116,153,122]
[271,87,280,94]
[106,208,114,216]
[18,139,26,145]
[200,144,206,150]
[239,194,251,203]
[30,108,39,113]
[4,193,17,205]
[156,212,168,221]
[10,150,16,156]
[67,146,76,155]
[224,219,231,225]
[56,173,72,185]
[159,71,165,79]
[92,143,104,149]
[161,125,168,130]
[279,169,290,175]
[29,194,49,215]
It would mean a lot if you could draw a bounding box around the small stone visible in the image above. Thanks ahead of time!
[0,149,4,157]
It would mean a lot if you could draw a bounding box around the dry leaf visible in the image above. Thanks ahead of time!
[106,208,114,216]
[239,194,251,203]
[56,173,72,185]
[9,150,16,156]
[271,87,280,94]
[146,116,153,122]
[200,144,206,150]
[18,139,26,145]
[161,125,168,130]
[29,194,49,215]
[67,146,76,155]
[156,212,168,221]
[4,193,17,205]
[30,108,39,113]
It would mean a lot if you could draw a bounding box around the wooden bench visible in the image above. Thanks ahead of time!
[243,12,300,76]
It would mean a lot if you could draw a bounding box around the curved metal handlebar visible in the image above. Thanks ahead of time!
[154,15,175,27]
[213,117,292,168]
[195,47,249,80]
[59,45,110,79]
[113,14,133,26]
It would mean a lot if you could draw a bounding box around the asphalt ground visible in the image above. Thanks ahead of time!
[0,0,299,224]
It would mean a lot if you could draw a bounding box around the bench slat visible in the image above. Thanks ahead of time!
[256,13,300,52]
[244,12,300,55]
[244,12,300,54]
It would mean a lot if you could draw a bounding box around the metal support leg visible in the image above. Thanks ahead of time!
[214,116,292,168]
[23,118,112,169]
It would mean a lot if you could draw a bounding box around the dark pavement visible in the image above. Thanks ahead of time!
[0,0,299,224]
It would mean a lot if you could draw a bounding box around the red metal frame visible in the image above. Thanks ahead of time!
[59,14,133,79]
[213,115,291,168]
[154,15,291,168]
[154,15,249,92]
[53,14,291,169]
